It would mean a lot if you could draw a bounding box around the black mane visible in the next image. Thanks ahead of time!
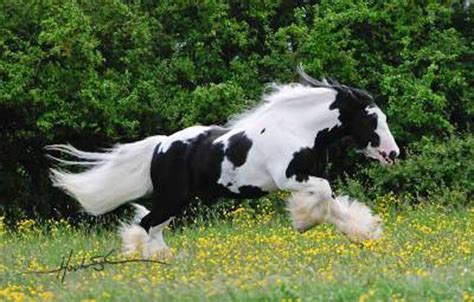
[297,65,374,108]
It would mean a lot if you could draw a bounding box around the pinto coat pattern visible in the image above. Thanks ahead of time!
[47,69,399,258]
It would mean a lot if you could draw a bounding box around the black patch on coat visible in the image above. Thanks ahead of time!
[285,126,346,182]
[299,74,380,150]
[142,127,267,231]
[238,185,266,198]
[141,140,193,231]
[260,128,266,134]
[285,79,380,183]
[224,131,253,168]
[329,88,379,149]
[285,148,313,182]
[190,129,266,202]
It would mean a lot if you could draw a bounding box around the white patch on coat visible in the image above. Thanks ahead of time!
[215,128,276,193]
[158,125,210,153]
[217,85,341,192]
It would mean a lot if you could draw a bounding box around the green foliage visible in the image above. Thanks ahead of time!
[0,0,472,219]
[298,0,473,142]
[342,135,474,207]
[183,81,247,127]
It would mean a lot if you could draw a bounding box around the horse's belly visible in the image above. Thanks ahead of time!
[217,156,277,195]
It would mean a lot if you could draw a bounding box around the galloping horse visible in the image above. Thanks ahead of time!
[47,68,399,259]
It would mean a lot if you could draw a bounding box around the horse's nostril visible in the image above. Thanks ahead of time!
[389,151,397,160]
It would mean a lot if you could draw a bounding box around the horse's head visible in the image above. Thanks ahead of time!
[341,89,400,165]
[297,66,399,165]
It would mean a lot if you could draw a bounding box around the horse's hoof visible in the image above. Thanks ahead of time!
[346,215,383,242]
[146,247,174,262]
[120,223,150,256]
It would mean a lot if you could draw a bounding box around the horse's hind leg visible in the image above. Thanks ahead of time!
[140,212,175,259]
[137,191,189,259]
[120,204,150,256]
[119,200,182,259]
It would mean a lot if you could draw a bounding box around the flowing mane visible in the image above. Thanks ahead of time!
[227,67,374,129]
[227,83,335,129]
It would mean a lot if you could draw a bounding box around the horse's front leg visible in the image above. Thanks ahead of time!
[324,194,382,241]
[277,176,382,241]
[282,177,334,232]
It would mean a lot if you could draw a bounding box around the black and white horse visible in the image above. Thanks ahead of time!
[47,68,399,259]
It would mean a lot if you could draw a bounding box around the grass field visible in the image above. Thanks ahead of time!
[1,197,473,302]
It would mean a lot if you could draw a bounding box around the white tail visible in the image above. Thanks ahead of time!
[47,135,165,215]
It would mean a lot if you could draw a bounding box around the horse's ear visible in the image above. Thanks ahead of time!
[326,77,340,86]
[297,64,331,88]
[351,87,374,103]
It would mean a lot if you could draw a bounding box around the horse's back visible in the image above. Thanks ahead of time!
[157,125,214,153]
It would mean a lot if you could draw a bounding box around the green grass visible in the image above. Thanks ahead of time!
[1,203,473,302]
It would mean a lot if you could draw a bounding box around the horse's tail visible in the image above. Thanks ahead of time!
[46,135,165,216]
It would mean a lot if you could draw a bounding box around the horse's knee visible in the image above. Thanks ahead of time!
[139,208,174,232]
[305,179,332,200]
[278,175,333,201]
[288,191,330,232]
[139,212,153,232]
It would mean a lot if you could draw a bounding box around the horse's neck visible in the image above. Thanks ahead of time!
[266,98,342,143]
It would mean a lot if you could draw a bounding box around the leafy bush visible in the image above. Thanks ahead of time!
[0,0,472,221]
[298,1,473,143]
[341,135,473,207]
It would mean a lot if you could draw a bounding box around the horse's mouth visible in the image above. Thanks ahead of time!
[363,149,394,165]
[377,151,394,165]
